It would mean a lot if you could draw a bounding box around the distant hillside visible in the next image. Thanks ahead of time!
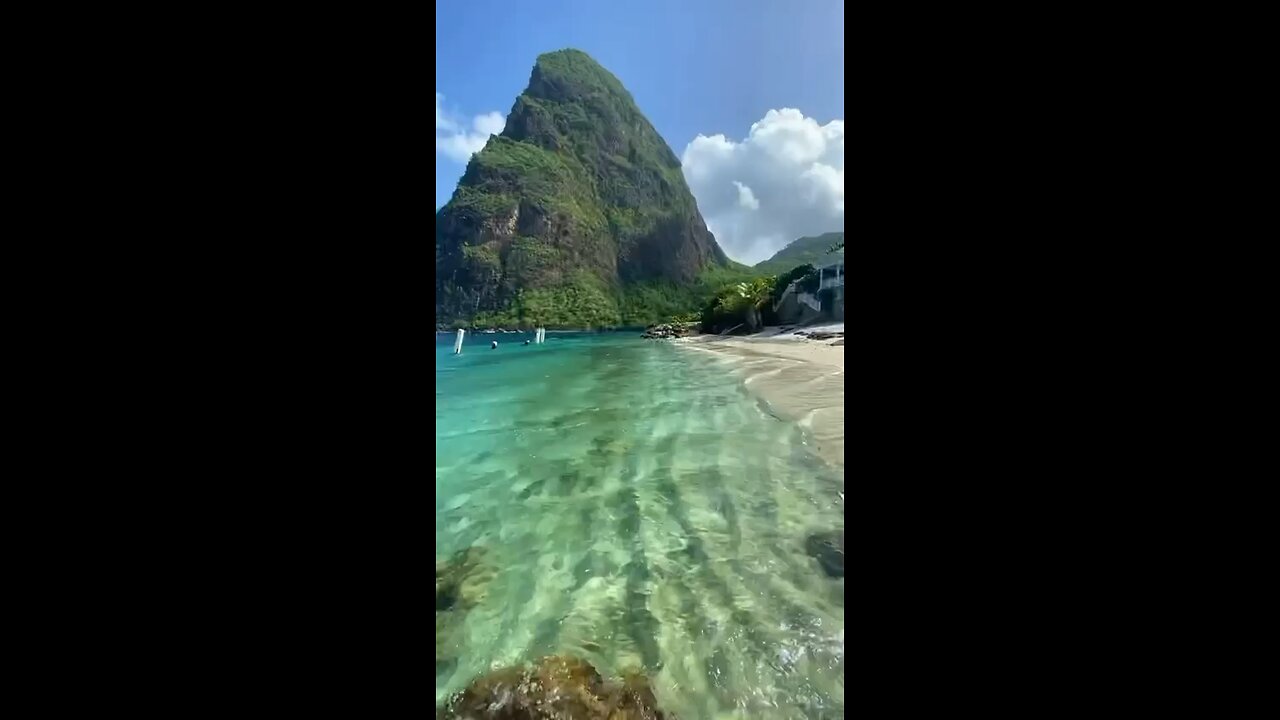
[753,232,844,275]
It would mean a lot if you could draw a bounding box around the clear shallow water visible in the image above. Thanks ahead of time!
[436,332,844,718]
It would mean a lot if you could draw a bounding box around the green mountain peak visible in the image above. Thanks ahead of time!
[436,49,729,327]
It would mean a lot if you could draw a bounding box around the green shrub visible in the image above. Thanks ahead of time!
[797,272,820,294]
[773,263,816,302]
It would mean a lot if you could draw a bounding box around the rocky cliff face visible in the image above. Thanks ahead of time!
[435,49,728,327]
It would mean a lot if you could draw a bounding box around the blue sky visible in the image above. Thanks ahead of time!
[436,0,845,264]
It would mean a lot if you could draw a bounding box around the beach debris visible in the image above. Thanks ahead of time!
[792,328,845,341]
[439,655,671,719]
[830,339,844,346]
[805,530,844,578]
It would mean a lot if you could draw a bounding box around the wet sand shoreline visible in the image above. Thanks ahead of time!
[675,325,845,474]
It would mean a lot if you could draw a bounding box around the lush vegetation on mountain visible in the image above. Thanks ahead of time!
[462,261,765,329]
[753,232,844,275]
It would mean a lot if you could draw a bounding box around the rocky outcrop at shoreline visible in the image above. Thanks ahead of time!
[641,322,698,339]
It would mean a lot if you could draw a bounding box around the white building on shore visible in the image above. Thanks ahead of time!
[774,260,844,323]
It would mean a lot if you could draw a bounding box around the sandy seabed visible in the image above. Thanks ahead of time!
[676,324,845,475]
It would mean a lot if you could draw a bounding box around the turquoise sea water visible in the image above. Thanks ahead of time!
[436,331,844,718]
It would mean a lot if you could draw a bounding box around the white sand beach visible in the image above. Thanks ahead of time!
[677,323,845,472]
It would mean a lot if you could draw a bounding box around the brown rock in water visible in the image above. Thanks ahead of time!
[443,665,532,719]
[532,655,610,717]
[436,546,497,668]
[437,546,495,610]
[806,530,845,578]
[440,655,670,719]
[610,671,665,720]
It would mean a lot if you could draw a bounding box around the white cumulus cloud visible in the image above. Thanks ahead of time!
[682,108,844,265]
[436,92,507,163]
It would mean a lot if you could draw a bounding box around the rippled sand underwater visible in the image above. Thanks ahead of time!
[436,333,844,718]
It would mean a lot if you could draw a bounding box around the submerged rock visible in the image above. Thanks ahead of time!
[439,655,671,719]
[806,530,845,578]
[437,546,495,609]
[436,611,466,669]
[436,546,497,667]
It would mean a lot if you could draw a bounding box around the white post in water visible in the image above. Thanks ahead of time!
[453,328,464,354]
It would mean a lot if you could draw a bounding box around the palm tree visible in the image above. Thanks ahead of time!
[734,276,775,331]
